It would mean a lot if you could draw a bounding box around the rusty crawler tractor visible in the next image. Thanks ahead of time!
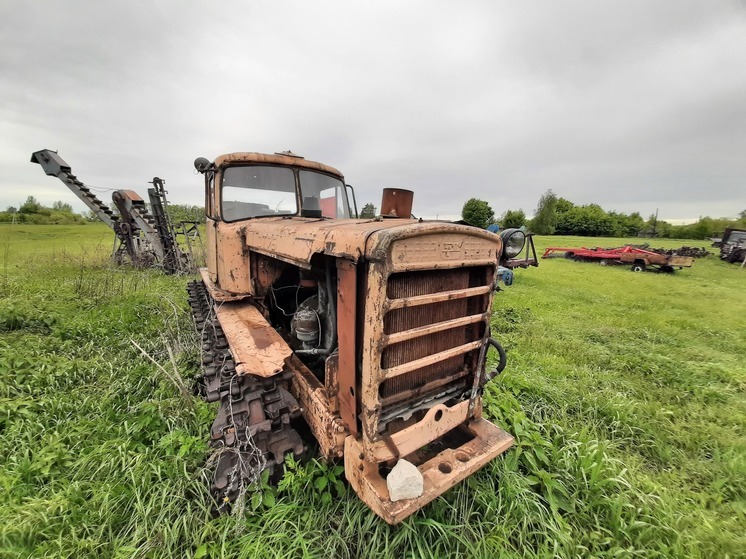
[30,149,197,274]
[188,151,517,524]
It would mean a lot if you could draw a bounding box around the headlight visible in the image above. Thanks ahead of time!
[500,228,526,259]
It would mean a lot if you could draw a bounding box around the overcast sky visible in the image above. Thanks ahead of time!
[2,1,745,222]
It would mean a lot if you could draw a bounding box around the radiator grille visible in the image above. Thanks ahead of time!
[379,266,491,403]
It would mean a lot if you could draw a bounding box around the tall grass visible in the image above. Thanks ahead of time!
[0,226,743,558]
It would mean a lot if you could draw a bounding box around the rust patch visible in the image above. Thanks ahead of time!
[288,355,347,459]
[199,268,249,302]
[214,302,292,377]
[344,419,514,524]
[337,258,358,435]
[239,226,250,257]
[249,328,275,351]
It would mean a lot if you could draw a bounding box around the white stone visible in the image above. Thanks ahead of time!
[386,459,424,502]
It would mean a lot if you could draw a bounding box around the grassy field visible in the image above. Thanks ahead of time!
[0,223,744,559]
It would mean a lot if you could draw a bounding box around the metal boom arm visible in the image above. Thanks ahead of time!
[30,149,119,230]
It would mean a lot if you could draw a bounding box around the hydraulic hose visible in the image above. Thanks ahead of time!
[482,337,507,384]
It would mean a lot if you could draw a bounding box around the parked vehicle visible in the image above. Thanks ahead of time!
[718,228,746,264]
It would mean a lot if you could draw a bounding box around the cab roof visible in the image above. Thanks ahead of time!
[213,152,343,179]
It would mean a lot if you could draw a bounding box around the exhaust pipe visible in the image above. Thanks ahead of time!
[380,188,414,218]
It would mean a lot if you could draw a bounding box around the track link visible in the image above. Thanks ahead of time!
[187,280,305,506]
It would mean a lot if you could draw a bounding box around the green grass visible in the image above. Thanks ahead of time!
[0,224,744,558]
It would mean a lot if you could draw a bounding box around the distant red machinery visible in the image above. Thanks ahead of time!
[542,245,694,273]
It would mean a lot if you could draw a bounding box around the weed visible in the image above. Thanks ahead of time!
[0,226,743,558]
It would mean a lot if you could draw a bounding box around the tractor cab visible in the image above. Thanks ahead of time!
[197,151,354,224]
[195,151,358,293]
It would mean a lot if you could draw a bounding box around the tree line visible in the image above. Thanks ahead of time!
[10,192,739,240]
[461,191,746,240]
[0,196,87,224]
[1,196,206,225]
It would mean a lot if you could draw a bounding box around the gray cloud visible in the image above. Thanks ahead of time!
[2,1,744,222]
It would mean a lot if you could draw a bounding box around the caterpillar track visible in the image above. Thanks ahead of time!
[187,280,305,505]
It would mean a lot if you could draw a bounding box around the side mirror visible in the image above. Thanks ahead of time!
[194,157,212,173]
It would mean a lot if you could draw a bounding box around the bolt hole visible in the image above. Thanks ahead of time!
[359,452,364,460]
[358,464,364,472]
[438,462,452,474]
[434,410,443,422]
[350,387,354,397]
[378,464,392,479]
[455,452,470,463]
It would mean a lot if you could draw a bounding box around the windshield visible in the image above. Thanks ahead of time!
[299,170,351,218]
[220,165,350,221]
[727,231,746,245]
[221,166,297,221]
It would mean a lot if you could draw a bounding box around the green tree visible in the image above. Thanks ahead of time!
[500,209,526,229]
[555,197,574,214]
[561,204,613,236]
[645,214,672,238]
[530,190,558,234]
[52,201,74,212]
[167,204,205,224]
[666,217,717,240]
[461,198,495,229]
[19,196,41,214]
[691,217,715,239]
[359,203,377,218]
[621,212,645,237]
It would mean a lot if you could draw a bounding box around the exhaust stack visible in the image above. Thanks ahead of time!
[380,188,414,218]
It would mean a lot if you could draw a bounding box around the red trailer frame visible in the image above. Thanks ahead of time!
[542,245,693,272]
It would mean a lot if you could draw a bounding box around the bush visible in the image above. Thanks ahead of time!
[0,198,88,225]
[501,209,527,229]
